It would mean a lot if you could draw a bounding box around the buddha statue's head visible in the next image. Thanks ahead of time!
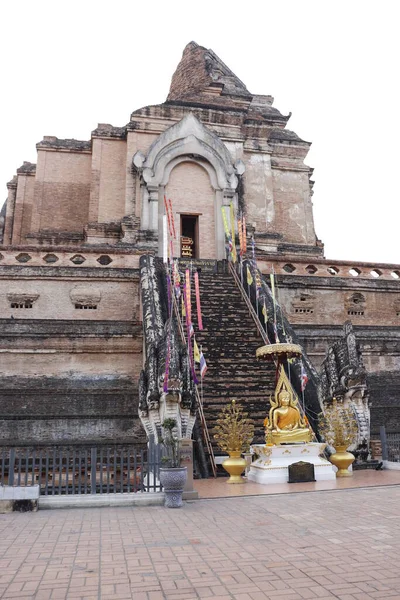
[278,389,290,406]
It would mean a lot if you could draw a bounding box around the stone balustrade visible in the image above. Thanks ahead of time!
[259,257,400,281]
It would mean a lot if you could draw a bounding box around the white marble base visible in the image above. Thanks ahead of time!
[248,443,336,484]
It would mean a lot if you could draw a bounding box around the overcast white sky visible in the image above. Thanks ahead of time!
[1,0,399,265]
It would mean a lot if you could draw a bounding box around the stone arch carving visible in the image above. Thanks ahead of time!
[136,113,240,191]
[133,113,244,259]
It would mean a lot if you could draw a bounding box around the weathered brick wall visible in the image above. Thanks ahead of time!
[0,376,144,446]
[0,319,145,445]
[272,169,316,246]
[32,149,91,234]
[0,279,139,321]
[90,138,127,223]
[276,276,400,328]
[243,152,274,233]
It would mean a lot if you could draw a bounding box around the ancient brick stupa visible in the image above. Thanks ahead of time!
[0,41,398,452]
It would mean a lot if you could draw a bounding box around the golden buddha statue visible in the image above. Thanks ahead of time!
[265,369,312,445]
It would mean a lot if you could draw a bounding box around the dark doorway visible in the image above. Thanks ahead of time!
[180,215,198,259]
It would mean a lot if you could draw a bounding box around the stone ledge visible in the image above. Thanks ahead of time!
[0,485,40,500]
[39,492,165,509]
[0,485,40,513]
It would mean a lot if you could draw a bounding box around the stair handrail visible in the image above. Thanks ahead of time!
[171,291,217,477]
[229,261,269,345]
[228,260,316,439]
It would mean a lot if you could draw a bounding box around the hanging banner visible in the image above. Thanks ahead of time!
[262,299,268,326]
[173,260,181,299]
[163,215,168,264]
[168,197,176,239]
[163,339,170,393]
[246,265,253,286]
[230,203,237,263]
[200,350,208,378]
[270,272,278,341]
[242,214,247,253]
[166,273,172,317]
[164,195,173,238]
[255,270,262,299]
[193,337,200,363]
[270,273,276,311]
[183,281,198,384]
[221,206,230,238]
[238,216,243,256]
[185,269,192,325]
[194,271,203,331]
[163,274,173,393]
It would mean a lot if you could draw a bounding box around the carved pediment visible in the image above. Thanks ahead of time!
[7,293,39,307]
[133,113,243,192]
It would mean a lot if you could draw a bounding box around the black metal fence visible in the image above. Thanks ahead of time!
[380,426,400,462]
[0,441,162,495]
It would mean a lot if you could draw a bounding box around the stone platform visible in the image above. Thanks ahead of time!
[248,442,336,484]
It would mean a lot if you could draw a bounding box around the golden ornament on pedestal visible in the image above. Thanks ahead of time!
[329,445,355,477]
[214,400,254,484]
[222,451,248,484]
[318,398,358,477]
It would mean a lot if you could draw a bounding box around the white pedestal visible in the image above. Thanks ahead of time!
[248,443,336,484]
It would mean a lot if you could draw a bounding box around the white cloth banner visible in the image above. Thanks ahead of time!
[163,215,168,263]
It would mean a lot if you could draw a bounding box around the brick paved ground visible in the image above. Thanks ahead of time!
[1,487,400,600]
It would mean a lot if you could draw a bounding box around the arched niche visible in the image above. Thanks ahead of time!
[133,113,244,260]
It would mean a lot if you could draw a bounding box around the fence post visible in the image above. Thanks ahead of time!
[91,448,97,494]
[8,449,15,486]
[380,425,388,461]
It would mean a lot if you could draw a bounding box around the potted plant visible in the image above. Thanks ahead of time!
[214,400,254,483]
[159,418,187,508]
[318,398,358,477]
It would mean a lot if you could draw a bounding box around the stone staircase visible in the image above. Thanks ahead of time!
[191,268,276,457]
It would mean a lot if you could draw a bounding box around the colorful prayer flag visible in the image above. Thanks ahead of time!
[230,203,237,263]
[162,215,168,264]
[173,261,181,299]
[185,269,191,325]
[194,338,200,363]
[246,265,253,286]
[164,195,173,238]
[221,206,230,238]
[242,215,247,253]
[301,362,309,392]
[238,215,243,256]
[168,197,176,239]
[194,271,203,331]
[200,351,208,378]
[262,299,268,324]
[255,270,262,299]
